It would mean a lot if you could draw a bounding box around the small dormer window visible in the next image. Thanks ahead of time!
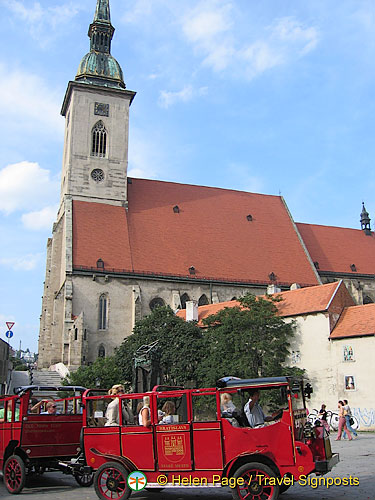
[350,264,357,272]
[246,214,253,221]
[173,205,180,213]
[91,121,107,157]
[269,272,276,281]
[97,258,104,269]
[189,266,196,275]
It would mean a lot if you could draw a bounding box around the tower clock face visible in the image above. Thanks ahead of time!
[91,168,105,182]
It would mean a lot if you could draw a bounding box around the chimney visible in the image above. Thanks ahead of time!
[267,284,281,294]
[186,300,198,322]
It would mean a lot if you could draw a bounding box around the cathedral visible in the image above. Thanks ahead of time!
[38,0,375,370]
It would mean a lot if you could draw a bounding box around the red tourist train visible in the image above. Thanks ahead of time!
[0,385,93,493]
[82,376,339,500]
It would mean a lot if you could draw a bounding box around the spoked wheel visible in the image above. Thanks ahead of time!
[74,471,94,487]
[232,462,280,500]
[94,462,131,500]
[4,455,26,494]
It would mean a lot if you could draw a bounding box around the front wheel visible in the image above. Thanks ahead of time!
[94,462,131,500]
[4,455,26,494]
[231,462,280,500]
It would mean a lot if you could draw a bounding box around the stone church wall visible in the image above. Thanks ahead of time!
[69,273,266,366]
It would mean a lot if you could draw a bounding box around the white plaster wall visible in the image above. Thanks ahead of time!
[287,313,336,409]
[331,337,375,430]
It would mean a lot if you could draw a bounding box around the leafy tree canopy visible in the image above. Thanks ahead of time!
[63,356,124,390]
[198,293,299,386]
[115,306,203,387]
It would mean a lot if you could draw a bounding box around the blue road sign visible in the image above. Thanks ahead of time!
[5,330,13,338]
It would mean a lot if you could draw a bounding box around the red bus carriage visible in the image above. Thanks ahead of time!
[0,385,92,493]
[82,376,339,500]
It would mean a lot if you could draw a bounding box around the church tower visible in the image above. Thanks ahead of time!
[38,0,136,369]
[60,0,136,208]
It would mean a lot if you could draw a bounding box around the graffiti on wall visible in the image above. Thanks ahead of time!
[352,407,375,428]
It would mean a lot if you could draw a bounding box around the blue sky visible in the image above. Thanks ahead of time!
[1,0,375,353]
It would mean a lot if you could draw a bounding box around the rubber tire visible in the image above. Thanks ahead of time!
[74,471,94,487]
[279,483,291,494]
[4,455,26,494]
[94,462,131,500]
[231,462,280,500]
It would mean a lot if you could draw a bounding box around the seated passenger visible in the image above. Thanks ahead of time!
[220,392,240,427]
[244,389,280,428]
[105,384,125,426]
[41,401,59,415]
[159,401,175,424]
[138,396,151,427]
[28,398,39,414]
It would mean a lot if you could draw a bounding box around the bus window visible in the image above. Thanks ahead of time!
[192,394,217,422]
[157,395,188,424]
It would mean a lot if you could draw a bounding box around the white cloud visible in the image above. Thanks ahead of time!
[183,4,232,42]
[121,0,154,24]
[22,205,58,231]
[0,161,59,215]
[270,17,319,56]
[3,1,80,46]
[182,1,234,71]
[0,253,42,271]
[0,63,63,134]
[128,133,160,179]
[159,85,208,108]
[181,3,318,79]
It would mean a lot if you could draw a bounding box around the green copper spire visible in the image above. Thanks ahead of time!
[94,0,111,23]
[75,0,125,89]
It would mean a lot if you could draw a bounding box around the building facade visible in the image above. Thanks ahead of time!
[0,339,11,395]
[38,0,375,370]
[179,282,375,430]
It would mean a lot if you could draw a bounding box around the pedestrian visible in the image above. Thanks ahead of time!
[342,399,358,439]
[318,404,330,434]
[335,400,352,441]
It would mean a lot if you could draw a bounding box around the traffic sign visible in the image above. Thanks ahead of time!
[5,331,13,339]
[6,322,15,331]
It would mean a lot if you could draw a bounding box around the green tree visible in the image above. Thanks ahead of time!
[63,356,124,390]
[10,356,28,371]
[115,306,203,387]
[198,293,298,386]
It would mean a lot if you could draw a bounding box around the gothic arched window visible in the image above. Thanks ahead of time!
[149,297,165,311]
[180,293,190,310]
[91,121,107,157]
[198,294,209,306]
[98,294,108,330]
[98,344,106,358]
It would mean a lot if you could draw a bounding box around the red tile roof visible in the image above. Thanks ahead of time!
[177,281,354,325]
[330,303,375,339]
[297,223,375,275]
[73,201,133,271]
[72,179,319,285]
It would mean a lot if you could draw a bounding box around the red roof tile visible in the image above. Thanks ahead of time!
[177,281,354,325]
[330,303,375,339]
[297,223,375,275]
[73,201,133,270]
[73,179,319,285]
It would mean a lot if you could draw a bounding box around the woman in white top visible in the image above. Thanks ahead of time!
[138,396,151,427]
[159,401,175,425]
[105,384,126,426]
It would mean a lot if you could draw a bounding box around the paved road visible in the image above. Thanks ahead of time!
[1,433,374,500]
